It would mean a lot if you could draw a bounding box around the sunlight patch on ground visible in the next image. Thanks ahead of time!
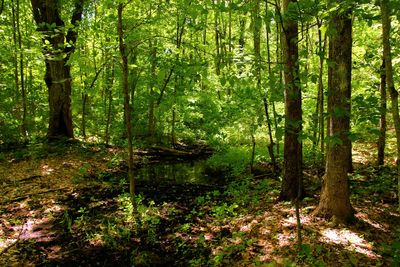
[11,217,56,242]
[320,228,379,259]
[88,233,106,247]
[41,164,54,175]
[389,211,400,218]
[277,232,295,247]
[282,214,312,230]
[356,213,387,231]
[0,238,18,252]
[239,219,259,233]
[352,143,375,164]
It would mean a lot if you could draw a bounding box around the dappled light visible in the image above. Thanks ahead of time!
[1,0,400,265]
[41,164,54,176]
[320,228,379,259]
[1,142,400,265]
[356,212,387,232]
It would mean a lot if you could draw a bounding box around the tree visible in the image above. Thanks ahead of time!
[377,60,386,166]
[381,0,400,209]
[31,0,85,139]
[118,2,135,202]
[279,0,303,201]
[314,2,354,223]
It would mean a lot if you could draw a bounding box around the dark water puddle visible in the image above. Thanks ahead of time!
[136,159,225,185]
[134,160,226,204]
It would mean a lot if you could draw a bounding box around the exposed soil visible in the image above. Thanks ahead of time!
[0,141,399,266]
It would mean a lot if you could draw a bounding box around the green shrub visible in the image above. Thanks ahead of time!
[206,146,250,177]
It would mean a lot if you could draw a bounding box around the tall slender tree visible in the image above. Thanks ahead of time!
[279,0,303,201]
[377,60,386,166]
[314,2,354,223]
[381,0,400,209]
[118,2,135,202]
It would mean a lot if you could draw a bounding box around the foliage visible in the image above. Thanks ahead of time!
[206,146,251,177]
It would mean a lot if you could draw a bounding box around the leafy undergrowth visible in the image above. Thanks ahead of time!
[0,141,399,266]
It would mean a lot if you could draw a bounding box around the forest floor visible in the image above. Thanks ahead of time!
[0,141,399,266]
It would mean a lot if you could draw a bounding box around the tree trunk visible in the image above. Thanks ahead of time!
[214,0,221,100]
[381,0,400,209]
[14,0,27,138]
[118,3,135,201]
[378,61,386,166]
[105,63,115,145]
[81,92,88,138]
[31,0,84,139]
[11,0,21,135]
[275,3,282,157]
[314,6,354,223]
[316,18,327,161]
[253,0,275,170]
[148,41,157,143]
[279,0,303,201]
[263,0,277,172]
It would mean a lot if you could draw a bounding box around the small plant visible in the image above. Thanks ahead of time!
[60,210,73,232]
[298,244,326,267]
[211,202,239,220]
[72,163,91,183]
[74,206,89,228]
[181,223,191,232]
[211,232,255,266]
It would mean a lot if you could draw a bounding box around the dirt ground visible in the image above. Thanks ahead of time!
[0,142,399,266]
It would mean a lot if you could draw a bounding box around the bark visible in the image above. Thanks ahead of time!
[279,0,303,201]
[264,0,277,172]
[171,6,186,146]
[148,42,157,143]
[316,18,327,160]
[378,61,386,166]
[237,17,246,74]
[31,0,84,139]
[381,0,400,209]
[314,7,354,223]
[252,0,277,172]
[118,3,135,200]
[275,3,281,157]
[11,1,21,133]
[14,0,27,137]
[81,92,87,138]
[214,0,221,99]
[104,63,114,145]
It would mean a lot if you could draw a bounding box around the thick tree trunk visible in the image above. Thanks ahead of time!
[45,61,74,138]
[31,0,84,139]
[381,0,400,209]
[314,7,354,223]
[279,0,303,201]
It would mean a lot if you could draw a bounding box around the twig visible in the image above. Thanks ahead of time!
[1,187,70,205]
[0,217,28,257]
[18,175,43,182]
